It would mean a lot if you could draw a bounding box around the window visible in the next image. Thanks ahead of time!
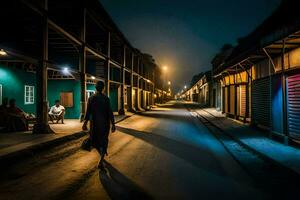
[25,85,34,104]
[86,90,95,101]
[0,84,2,105]
[60,92,73,108]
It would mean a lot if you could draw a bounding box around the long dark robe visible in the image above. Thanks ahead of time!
[84,93,115,155]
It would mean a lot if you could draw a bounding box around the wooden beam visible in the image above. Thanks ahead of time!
[86,46,107,60]
[48,19,82,46]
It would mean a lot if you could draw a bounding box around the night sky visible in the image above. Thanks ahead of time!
[100,0,281,92]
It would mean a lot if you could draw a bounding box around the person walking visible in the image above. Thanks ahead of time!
[82,81,116,170]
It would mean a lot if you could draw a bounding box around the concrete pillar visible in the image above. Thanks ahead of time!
[33,0,53,134]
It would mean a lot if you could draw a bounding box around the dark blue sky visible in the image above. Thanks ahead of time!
[101,0,280,91]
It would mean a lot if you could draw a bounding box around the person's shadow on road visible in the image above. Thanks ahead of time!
[99,161,152,200]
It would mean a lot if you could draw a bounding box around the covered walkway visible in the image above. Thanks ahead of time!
[0,113,133,161]
[196,108,300,176]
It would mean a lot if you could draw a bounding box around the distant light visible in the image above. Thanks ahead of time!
[62,67,69,75]
[184,85,187,89]
[91,76,96,80]
[168,81,171,85]
[0,49,7,56]
[163,66,168,71]
[147,79,151,83]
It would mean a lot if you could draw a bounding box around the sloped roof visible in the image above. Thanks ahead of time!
[221,0,300,72]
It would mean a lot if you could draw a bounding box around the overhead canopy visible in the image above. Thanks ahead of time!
[214,0,300,76]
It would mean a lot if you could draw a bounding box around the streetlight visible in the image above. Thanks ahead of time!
[184,85,187,89]
[0,49,7,56]
[168,81,171,85]
[62,67,70,75]
[163,66,168,72]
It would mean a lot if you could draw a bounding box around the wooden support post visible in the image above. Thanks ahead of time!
[281,40,288,144]
[106,32,111,97]
[246,69,250,120]
[152,69,155,106]
[234,68,238,119]
[33,0,53,134]
[79,46,86,121]
[136,57,140,110]
[137,76,140,110]
[79,7,86,121]
[118,46,125,115]
[128,53,134,111]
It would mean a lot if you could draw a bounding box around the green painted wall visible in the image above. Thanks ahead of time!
[110,66,121,82]
[48,80,81,119]
[110,86,119,112]
[0,64,96,119]
[48,82,96,119]
[0,65,36,114]
[87,84,95,91]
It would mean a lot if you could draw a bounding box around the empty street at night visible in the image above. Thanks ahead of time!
[1,102,300,199]
[0,102,268,199]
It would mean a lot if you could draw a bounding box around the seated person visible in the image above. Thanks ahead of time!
[0,98,9,129]
[6,98,28,132]
[49,100,65,124]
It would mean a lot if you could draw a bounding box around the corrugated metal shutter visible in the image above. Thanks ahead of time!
[224,87,229,113]
[237,86,240,115]
[252,77,271,128]
[271,75,283,135]
[249,84,251,118]
[287,74,300,139]
[240,85,247,117]
[230,85,235,115]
